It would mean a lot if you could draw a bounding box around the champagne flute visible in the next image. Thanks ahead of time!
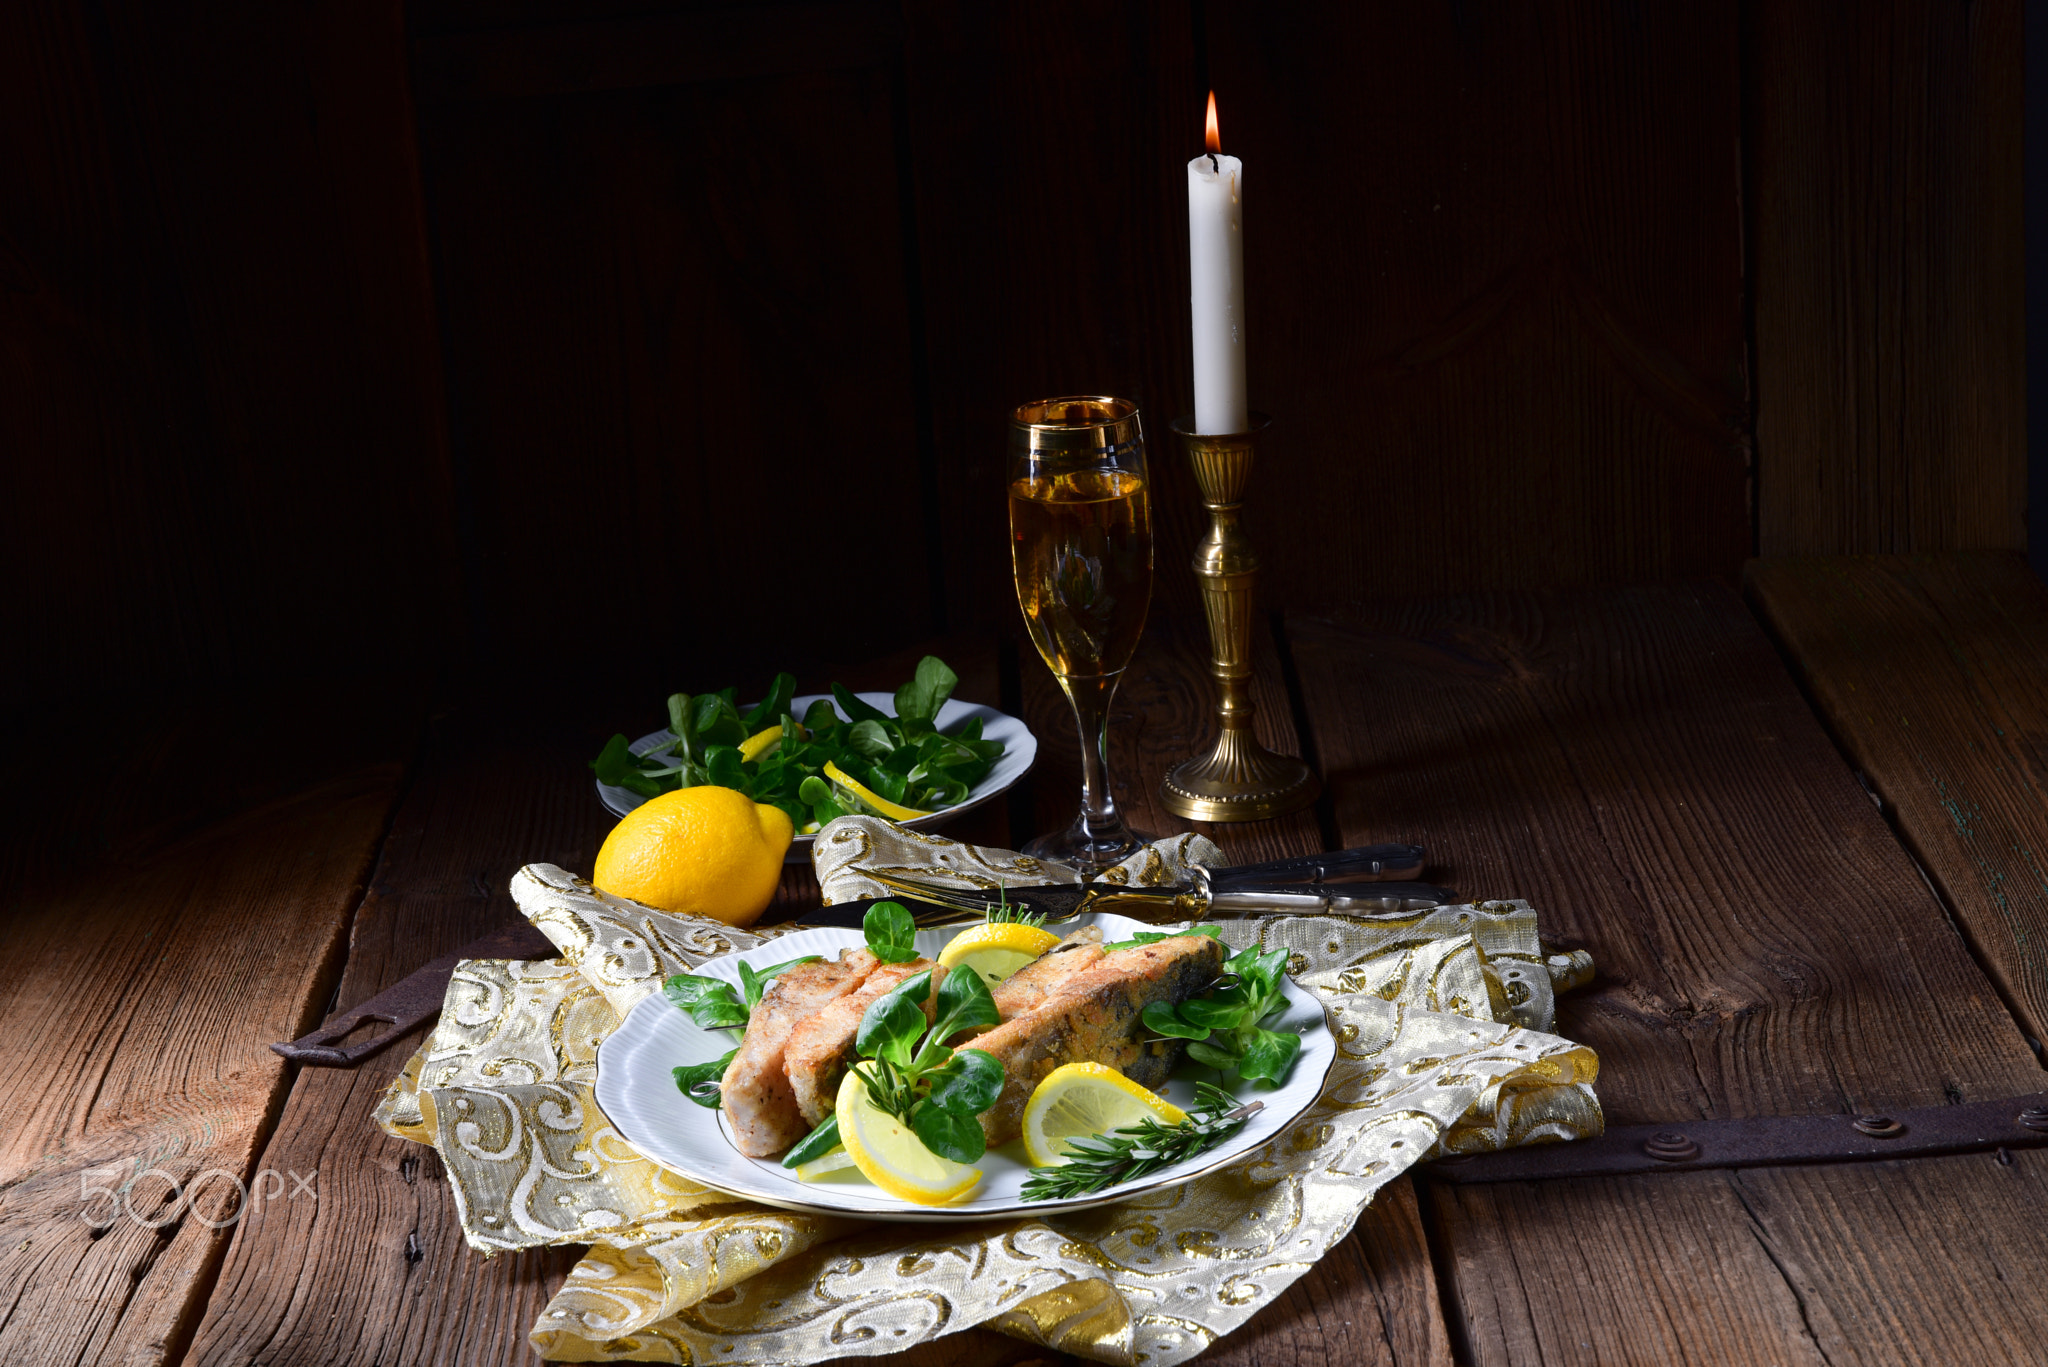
[1008,396,1156,870]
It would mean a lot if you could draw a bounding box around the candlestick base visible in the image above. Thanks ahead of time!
[1158,414,1321,825]
[1160,729,1319,823]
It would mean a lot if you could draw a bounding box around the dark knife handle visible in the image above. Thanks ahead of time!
[270,919,556,1067]
[790,901,873,930]
[1210,842,1426,888]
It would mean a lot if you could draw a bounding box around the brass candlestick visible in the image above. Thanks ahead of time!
[1160,415,1320,822]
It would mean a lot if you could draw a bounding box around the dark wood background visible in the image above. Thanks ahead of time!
[1,0,2023,710]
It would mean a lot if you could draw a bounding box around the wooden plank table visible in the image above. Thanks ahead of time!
[7,573,2047,1365]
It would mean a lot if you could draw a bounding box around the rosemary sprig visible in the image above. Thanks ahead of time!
[851,1057,919,1124]
[983,883,1046,929]
[1020,1082,1263,1202]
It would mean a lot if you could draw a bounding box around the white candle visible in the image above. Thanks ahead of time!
[1188,91,1248,435]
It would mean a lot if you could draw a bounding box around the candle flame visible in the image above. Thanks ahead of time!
[1204,91,1222,154]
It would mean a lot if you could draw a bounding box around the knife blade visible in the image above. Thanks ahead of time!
[273,841,1437,1067]
[791,878,1462,929]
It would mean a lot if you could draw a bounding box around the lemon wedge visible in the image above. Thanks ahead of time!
[822,760,934,822]
[738,725,783,763]
[1021,1062,1188,1169]
[789,1147,857,1182]
[938,922,1063,989]
[836,1067,983,1205]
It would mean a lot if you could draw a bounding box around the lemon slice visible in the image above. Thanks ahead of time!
[835,1067,983,1205]
[738,725,783,763]
[789,1147,857,1182]
[1021,1062,1188,1168]
[938,922,1063,989]
[822,760,934,822]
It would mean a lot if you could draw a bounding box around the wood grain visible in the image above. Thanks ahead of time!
[1749,0,2025,556]
[0,0,454,708]
[185,701,615,1367]
[1204,1,1751,606]
[1287,583,2048,1364]
[191,642,1011,1364]
[1011,616,1454,1367]
[902,0,1210,634]
[1747,551,2048,1045]
[413,45,933,703]
[1437,1152,2048,1367]
[0,688,419,1365]
[1016,616,1326,867]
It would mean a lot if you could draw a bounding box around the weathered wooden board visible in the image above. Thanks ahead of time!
[1750,0,2025,557]
[0,0,455,709]
[189,644,1021,1365]
[0,688,419,1365]
[1204,1,1751,604]
[1012,617,1453,1367]
[1016,616,1328,868]
[1288,583,2048,1364]
[410,26,932,697]
[1747,551,2048,1046]
[185,702,614,1366]
[901,0,1210,634]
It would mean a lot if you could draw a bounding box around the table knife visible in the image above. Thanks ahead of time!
[273,841,1433,1066]
[794,876,1459,929]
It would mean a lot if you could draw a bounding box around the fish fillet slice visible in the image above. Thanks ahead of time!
[720,949,879,1158]
[989,928,1104,1020]
[784,958,933,1127]
[970,934,1225,1146]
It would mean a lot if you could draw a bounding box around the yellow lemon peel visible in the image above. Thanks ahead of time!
[1021,1062,1187,1169]
[836,1068,982,1205]
[592,785,793,927]
[937,922,1063,989]
[822,760,934,822]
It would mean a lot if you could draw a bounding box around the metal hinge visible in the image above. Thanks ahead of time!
[1428,1092,2048,1183]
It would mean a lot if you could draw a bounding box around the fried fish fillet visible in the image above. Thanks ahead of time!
[720,949,878,1157]
[784,958,933,1127]
[989,926,1104,1020]
[782,929,1107,1129]
[969,934,1225,1146]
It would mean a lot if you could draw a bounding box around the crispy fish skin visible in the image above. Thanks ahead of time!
[784,958,933,1127]
[989,928,1104,1020]
[720,949,879,1157]
[970,934,1225,1146]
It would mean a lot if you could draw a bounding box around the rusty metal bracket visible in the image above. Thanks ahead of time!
[271,919,557,1066]
[1428,1094,2048,1183]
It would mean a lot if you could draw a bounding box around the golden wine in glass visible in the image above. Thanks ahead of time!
[1008,396,1155,870]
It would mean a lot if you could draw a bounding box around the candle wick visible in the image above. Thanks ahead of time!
[1207,152,1219,174]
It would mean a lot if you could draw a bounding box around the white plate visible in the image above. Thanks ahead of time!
[593,914,1336,1222]
[594,693,1037,862]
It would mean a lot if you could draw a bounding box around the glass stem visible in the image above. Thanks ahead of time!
[1061,672,1127,840]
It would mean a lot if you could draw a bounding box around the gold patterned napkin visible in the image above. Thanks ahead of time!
[375,818,1601,1364]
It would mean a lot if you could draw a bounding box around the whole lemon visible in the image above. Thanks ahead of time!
[592,786,794,927]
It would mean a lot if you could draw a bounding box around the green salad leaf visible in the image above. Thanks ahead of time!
[673,1049,739,1108]
[780,1112,842,1169]
[1143,943,1303,1085]
[787,951,1007,1167]
[665,956,819,1107]
[862,901,920,964]
[592,656,1003,831]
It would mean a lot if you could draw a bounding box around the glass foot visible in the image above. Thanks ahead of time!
[1021,814,1157,876]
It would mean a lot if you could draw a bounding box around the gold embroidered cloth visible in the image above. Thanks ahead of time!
[374,817,1601,1364]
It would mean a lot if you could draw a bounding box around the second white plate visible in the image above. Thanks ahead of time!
[593,692,1037,862]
